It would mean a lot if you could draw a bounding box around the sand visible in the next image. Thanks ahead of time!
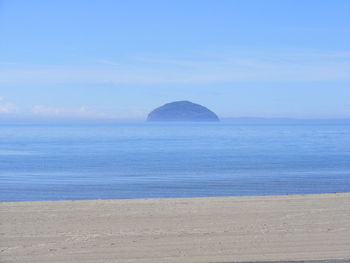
[1,193,350,263]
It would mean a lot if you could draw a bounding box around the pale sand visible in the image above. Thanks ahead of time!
[1,193,350,263]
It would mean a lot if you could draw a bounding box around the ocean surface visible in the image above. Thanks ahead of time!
[1,122,349,201]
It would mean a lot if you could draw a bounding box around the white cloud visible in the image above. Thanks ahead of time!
[0,102,19,114]
[31,105,108,119]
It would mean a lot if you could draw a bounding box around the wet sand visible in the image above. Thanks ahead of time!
[1,193,349,263]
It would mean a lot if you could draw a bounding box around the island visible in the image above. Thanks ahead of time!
[146,101,220,122]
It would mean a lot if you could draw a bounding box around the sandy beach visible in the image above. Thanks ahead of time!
[1,193,349,263]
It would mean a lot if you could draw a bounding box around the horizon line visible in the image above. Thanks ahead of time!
[1,116,350,124]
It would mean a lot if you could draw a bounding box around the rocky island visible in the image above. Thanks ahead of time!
[146,101,220,122]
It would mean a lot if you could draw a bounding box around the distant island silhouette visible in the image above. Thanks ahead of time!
[147,101,220,122]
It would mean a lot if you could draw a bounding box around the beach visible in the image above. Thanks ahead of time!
[1,193,349,263]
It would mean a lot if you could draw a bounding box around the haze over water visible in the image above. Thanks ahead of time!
[1,121,349,201]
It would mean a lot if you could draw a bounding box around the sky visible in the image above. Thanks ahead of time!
[0,0,350,121]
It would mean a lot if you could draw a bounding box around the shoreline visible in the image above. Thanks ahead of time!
[1,192,350,262]
[2,191,350,204]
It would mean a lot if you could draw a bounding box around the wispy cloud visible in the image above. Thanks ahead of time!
[95,59,122,67]
[29,105,144,120]
[31,105,108,118]
[1,51,350,84]
[0,62,17,65]
[0,102,19,114]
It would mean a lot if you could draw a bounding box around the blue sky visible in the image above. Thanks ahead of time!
[0,0,349,120]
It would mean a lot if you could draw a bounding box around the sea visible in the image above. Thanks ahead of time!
[1,121,349,201]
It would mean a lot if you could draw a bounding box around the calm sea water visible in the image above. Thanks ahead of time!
[1,122,349,201]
